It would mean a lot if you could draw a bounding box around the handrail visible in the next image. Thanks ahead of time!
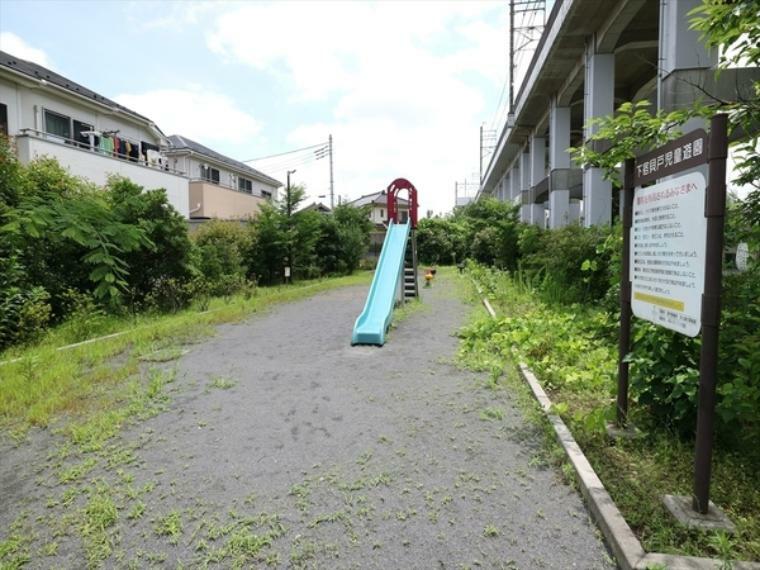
[16,128,186,176]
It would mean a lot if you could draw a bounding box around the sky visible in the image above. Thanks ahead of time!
[0,0,521,215]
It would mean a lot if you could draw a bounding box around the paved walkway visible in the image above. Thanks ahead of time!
[1,273,613,568]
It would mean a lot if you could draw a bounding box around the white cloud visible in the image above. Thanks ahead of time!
[114,87,261,145]
[205,1,507,214]
[0,32,53,68]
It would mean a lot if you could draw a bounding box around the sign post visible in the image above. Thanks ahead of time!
[615,115,733,527]
[693,113,728,514]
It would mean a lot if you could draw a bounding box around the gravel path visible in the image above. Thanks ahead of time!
[1,273,614,569]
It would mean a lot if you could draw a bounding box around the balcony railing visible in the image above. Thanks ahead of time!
[16,128,186,176]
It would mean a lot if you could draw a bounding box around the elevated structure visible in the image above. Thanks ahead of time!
[478,0,758,228]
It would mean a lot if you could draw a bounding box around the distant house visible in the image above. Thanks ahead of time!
[300,202,332,214]
[164,135,281,221]
[346,190,409,227]
[346,190,411,259]
[0,50,189,217]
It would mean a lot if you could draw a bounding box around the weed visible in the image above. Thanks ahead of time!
[208,376,236,390]
[154,510,183,544]
[479,407,504,422]
[483,524,499,537]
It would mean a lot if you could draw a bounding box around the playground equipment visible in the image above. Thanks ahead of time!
[351,178,419,346]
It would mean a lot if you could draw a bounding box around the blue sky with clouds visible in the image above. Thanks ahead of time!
[1,1,515,213]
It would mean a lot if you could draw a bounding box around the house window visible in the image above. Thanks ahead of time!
[44,109,71,139]
[238,177,253,194]
[200,164,220,184]
[380,208,384,218]
[400,211,409,223]
[0,103,7,137]
[261,190,272,199]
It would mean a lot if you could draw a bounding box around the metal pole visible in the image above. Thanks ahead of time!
[693,114,728,514]
[617,158,634,426]
[329,134,334,209]
[480,125,484,182]
[509,0,515,112]
[286,169,296,284]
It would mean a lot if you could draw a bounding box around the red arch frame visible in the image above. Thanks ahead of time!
[386,178,418,229]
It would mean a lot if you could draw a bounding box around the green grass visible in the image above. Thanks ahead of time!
[208,376,236,390]
[460,268,760,562]
[0,272,371,436]
[154,510,183,544]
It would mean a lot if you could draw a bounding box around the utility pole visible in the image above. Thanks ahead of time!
[479,125,484,182]
[285,169,296,284]
[509,0,515,112]
[329,134,334,209]
[509,1,546,113]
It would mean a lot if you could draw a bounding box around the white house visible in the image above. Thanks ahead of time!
[164,135,282,220]
[347,190,409,226]
[0,50,190,217]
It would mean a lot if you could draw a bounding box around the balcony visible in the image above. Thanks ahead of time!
[189,180,267,220]
[14,130,190,218]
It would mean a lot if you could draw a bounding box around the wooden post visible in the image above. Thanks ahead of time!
[692,114,728,514]
[616,158,635,426]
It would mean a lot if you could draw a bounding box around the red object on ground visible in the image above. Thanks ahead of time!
[386,178,418,229]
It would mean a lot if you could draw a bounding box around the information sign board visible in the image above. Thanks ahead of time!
[630,171,706,337]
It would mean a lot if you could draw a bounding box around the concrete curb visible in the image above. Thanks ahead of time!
[472,282,759,570]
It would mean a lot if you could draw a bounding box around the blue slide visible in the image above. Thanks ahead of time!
[351,221,411,346]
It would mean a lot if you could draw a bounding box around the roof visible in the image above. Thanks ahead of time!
[0,50,155,125]
[166,135,282,188]
[300,202,332,214]
[347,190,409,208]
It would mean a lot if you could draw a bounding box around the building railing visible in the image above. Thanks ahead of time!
[16,128,186,177]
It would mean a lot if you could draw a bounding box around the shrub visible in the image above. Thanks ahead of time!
[192,220,251,296]
[106,176,193,303]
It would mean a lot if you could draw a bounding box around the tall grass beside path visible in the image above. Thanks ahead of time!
[460,265,760,562]
[0,272,371,435]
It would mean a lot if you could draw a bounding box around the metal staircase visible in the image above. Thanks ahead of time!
[403,231,419,300]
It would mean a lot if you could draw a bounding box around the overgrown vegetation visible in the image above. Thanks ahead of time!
[0,138,372,351]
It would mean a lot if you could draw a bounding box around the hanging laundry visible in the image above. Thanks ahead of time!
[146,149,160,166]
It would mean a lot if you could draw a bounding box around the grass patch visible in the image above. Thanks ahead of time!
[0,272,371,436]
[208,376,236,390]
[460,267,760,562]
[478,407,504,422]
[154,510,183,544]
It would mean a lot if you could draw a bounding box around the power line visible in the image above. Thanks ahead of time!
[241,141,328,163]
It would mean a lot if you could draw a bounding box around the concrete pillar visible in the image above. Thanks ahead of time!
[529,135,546,226]
[519,150,531,223]
[510,166,520,203]
[583,41,614,227]
[549,97,571,228]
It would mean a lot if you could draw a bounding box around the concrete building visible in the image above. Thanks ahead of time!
[164,135,281,221]
[0,50,189,217]
[478,0,759,229]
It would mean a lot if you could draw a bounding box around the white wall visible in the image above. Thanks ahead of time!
[16,135,189,217]
[0,74,161,146]
[182,154,279,198]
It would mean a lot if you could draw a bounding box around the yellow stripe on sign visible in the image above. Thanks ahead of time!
[634,292,685,311]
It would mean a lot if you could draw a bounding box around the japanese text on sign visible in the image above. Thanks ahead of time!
[630,172,706,337]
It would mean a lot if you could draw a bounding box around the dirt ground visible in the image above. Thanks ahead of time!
[0,272,614,569]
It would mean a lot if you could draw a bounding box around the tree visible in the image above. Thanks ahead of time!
[106,176,193,301]
[690,0,760,189]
